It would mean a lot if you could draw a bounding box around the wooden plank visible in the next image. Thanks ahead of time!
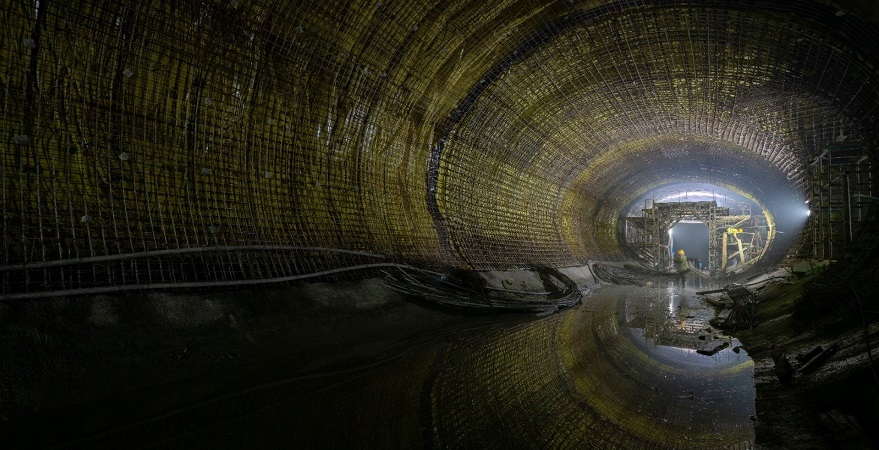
[721,232,728,272]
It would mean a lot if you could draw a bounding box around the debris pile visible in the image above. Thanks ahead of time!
[766,341,842,386]
[703,284,759,330]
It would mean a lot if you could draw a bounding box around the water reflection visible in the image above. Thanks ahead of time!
[566,284,755,448]
[627,284,749,366]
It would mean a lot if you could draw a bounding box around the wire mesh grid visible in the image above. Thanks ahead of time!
[2,0,878,297]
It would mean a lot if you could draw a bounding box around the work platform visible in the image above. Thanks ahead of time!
[625,201,771,276]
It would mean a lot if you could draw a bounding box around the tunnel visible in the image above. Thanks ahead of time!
[2,0,879,448]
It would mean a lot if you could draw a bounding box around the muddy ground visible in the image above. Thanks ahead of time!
[728,275,879,449]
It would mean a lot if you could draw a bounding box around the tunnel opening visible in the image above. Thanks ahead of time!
[669,222,708,269]
[622,184,774,277]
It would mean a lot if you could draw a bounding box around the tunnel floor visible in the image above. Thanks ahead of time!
[2,282,758,448]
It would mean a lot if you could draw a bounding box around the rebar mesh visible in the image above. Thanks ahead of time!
[2,0,878,297]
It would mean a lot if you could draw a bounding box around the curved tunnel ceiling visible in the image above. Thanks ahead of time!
[435,0,878,268]
[2,0,879,295]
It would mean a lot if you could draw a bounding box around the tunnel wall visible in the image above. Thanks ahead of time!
[2,0,638,298]
[432,1,879,270]
[3,0,879,298]
[1,0,461,296]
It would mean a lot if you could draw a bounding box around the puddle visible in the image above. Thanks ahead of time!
[623,283,751,368]
[564,283,756,448]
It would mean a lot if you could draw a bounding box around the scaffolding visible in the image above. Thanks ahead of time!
[807,141,874,260]
[626,201,769,275]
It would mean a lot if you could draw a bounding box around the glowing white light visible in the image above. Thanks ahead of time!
[657,190,717,202]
